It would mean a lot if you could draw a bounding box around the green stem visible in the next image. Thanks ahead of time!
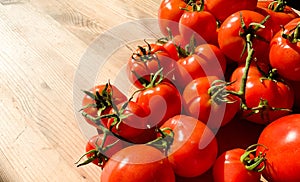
[226,33,254,110]
[240,144,268,172]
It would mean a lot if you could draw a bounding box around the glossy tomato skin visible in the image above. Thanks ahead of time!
[205,0,258,22]
[161,115,218,177]
[269,18,300,81]
[136,82,182,127]
[105,101,154,144]
[127,43,178,89]
[101,145,175,182]
[158,0,187,36]
[82,84,127,127]
[255,0,299,33]
[179,10,217,44]
[257,114,300,181]
[213,148,261,182]
[85,134,123,167]
[182,76,240,129]
[218,10,273,63]
[230,65,294,124]
[174,44,227,90]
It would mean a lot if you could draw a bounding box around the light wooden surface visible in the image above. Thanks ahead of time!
[0,0,161,181]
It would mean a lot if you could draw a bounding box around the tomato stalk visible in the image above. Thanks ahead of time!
[74,117,120,168]
[240,144,268,172]
[81,83,113,115]
[282,23,300,43]
[146,127,174,156]
[268,0,287,12]
[210,14,271,110]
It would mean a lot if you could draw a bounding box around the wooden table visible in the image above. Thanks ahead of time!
[0,0,160,181]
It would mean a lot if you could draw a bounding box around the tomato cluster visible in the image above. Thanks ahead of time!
[76,0,300,181]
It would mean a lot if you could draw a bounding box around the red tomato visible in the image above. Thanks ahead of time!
[136,82,182,127]
[105,101,155,144]
[257,114,300,181]
[255,0,299,33]
[230,65,294,124]
[158,0,188,36]
[213,148,262,182]
[81,84,127,127]
[182,76,240,129]
[179,9,217,44]
[127,43,178,88]
[218,10,273,63]
[205,0,258,22]
[101,145,175,182]
[161,115,218,177]
[174,44,227,90]
[269,18,300,81]
[83,134,123,168]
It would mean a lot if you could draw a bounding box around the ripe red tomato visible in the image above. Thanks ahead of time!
[213,148,262,182]
[257,114,300,181]
[255,0,299,33]
[81,84,127,127]
[158,0,188,36]
[105,101,155,144]
[218,10,273,63]
[174,44,227,90]
[161,115,218,177]
[101,145,175,182]
[230,64,294,124]
[205,0,258,22]
[269,18,300,81]
[136,82,182,127]
[179,9,217,44]
[182,76,240,129]
[127,42,178,88]
[83,134,123,168]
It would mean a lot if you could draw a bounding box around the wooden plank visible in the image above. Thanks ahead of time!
[0,3,100,181]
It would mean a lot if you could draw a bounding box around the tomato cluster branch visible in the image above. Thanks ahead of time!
[240,144,268,172]
[282,23,300,43]
[146,127,174,156]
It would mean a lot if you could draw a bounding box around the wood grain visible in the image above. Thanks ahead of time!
[0,0,160,181]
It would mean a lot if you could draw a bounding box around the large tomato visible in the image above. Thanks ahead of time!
[174,44,227,90]
[182,76,240,129]
[161,115,218,177]
[81,84,127,128]
[213,148,263,182]
[205,0,258,22]
[230,64,294,124]
[136,82,182,128]
[101,145,175,182]
[255,0,299,33]
[218,10,273,63]
[257,114,300,181]
[269,18,300,81]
